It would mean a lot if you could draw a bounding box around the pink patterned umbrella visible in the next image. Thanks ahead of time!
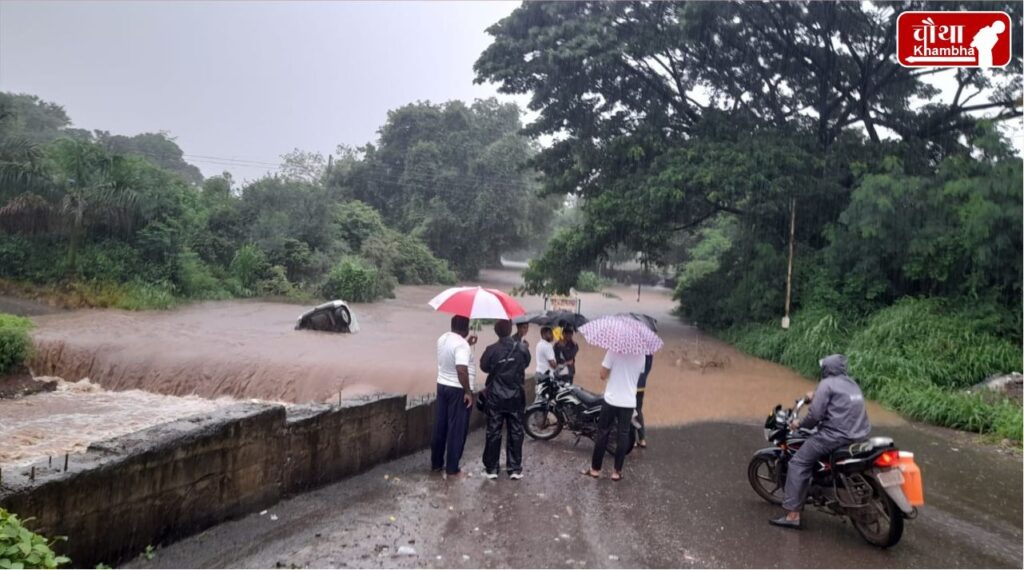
[579,315,664,355]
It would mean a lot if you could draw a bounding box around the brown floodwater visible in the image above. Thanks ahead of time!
[0,378,238,468]
[25,268,902,427]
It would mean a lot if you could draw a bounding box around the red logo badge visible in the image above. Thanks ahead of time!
[897,11,1011,68]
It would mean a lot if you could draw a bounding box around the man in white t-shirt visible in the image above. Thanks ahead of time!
[534,327,558,377]
[431,315,477,477]
[584,350,645,482]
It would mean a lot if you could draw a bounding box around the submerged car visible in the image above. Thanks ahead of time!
[295,300,360,333]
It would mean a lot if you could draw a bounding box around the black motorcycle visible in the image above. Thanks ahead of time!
[748,398,920,548]
[523,373,639,455]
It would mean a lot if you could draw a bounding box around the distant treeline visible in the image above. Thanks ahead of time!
[0,93,555,307]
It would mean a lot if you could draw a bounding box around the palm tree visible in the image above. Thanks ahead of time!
[0,136,140,273]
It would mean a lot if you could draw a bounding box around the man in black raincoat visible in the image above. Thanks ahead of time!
[480,319,531,480]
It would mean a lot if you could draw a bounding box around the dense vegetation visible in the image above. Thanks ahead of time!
[0,93,548,307]
[477,1,1023,438]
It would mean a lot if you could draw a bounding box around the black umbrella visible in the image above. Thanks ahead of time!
[528,310,589,329]
[513,311,544,325]
[614,312,658,332]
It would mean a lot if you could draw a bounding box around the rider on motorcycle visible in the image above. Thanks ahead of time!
[770,354,871,529]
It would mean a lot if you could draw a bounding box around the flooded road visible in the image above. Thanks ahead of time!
[24,268,900,426]
[128,422,1023,569]
[4,268,899,470]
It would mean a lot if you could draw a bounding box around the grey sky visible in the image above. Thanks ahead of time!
[0,1,523,182]
[1,1,1019,183]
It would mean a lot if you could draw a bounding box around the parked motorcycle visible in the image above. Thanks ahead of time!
[748,398,923,548]
[524,373,639,455]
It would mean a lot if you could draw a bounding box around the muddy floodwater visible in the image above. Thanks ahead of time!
[24,268,902,428]
[0,379,238,468]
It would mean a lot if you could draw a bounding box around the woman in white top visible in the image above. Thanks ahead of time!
[584,350,645,481]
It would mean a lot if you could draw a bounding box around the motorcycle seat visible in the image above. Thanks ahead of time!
[831,437,895,461]
[570,386,604,407]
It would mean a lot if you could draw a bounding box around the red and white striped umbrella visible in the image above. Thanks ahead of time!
[579,315,664,355]
[428,286,526,320]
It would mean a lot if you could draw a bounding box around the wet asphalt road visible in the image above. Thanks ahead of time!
[129,421,1022,569]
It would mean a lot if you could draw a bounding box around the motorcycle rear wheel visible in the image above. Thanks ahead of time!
[524,408,563,440]
[852,479,904,548]
[747,455,785,505]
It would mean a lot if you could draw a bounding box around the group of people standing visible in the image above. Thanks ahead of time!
[430,314,650,481]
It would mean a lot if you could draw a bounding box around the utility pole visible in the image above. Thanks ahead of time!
[782,197,796,330]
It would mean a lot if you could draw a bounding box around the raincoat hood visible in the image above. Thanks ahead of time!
[820,354,849,379]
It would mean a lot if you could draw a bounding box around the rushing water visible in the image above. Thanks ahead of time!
[0,378,238,469]
[3,269,904,471]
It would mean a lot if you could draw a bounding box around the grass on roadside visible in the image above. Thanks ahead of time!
[724,297,1023,442]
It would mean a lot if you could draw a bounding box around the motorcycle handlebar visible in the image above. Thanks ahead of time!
[790,398,807,421]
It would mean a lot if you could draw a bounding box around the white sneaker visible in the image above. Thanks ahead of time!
[484,471,499,480]
[509,472,523,480]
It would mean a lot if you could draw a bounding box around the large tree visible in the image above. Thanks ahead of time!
[330,98,555,277]
[475,1,1022,293]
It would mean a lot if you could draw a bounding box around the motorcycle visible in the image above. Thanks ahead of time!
[748,398,923,548]
[523,372,640,456]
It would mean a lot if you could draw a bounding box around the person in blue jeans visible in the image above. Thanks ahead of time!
[431,315,477,477]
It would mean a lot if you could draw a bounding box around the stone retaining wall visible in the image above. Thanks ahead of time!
[0,385,517,567]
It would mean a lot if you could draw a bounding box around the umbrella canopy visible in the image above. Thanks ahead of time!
[579,315,664,355]
[513,311,544,325]
[528,310,589,329]
[428,286,526,320]
[614,312,658,332]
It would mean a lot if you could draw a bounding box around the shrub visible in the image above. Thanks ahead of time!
[321,256,392,302]
[73,241,143,283]
[256,265,294,296]
[175,250,230,300]
[114,280,176,310]
[0,507,70,568]
[361,231,456,286]
[228,244,270,292]
[575,271,605,292]
[0,314,33,375]
[332,201,387,251]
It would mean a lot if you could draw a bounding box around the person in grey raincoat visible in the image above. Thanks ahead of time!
[770,354,871,529]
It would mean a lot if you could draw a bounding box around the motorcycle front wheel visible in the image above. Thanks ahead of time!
[747,455,785,505]
[524,407,563,440]
[852,479,904,548]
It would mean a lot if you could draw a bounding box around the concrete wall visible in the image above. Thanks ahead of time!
[0,385,530,567]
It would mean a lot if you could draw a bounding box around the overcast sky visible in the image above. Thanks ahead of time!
[0,1,524,181]
[2,2,1019,183]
